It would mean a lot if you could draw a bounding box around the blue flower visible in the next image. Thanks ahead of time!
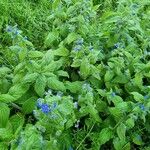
[144,95,149,100]
[37,98,43,108]
[76,38,84,45]
[114,43,119,49]
[111,92,116,97]
[89,45,94,51]
[56,91,63,98]
[73,102,78,109]
[52,102,57,109]
[41,104,50,114]
[68,146,73,150]
[139,104,145,111]
[6,25,12,32]
[73,45,82,51]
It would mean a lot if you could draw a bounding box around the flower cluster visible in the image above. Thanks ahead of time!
[73,38,84,51]
[6,25,22,39]
[36,98,57,115]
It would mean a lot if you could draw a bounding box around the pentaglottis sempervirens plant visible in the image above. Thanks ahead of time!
[0,0,150,150]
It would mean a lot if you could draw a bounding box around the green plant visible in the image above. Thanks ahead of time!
[0,0,150,150]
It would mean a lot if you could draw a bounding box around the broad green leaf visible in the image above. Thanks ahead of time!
[54,47,69,56]
[66,32,78,44]
[87,105,102,122]
[133,73,143,88]
[22,97,36,114]
[125,118,135,129]
[131,92,143,102]
[132,134,143,145]
[113,137,126,150]
[47,77,66,92]
[0,142,8,150]
[0,94,15,103]
[44,31,59,47]
[109,107,124,121]
[65,81,82,93]
[122,142,130,150]
[19,48,27,61]
[113,74,129,84]
[9,84,29,100]
[56,70,69,78]
[80,57,91,79]
[0,67,11,77]
[0,128,13,141]
[52,0,61,10]
[104,70,114,82]
[117,123,126,141]
[23,73,38,83]
[98,128,113,146]
[28,51,44,58]
[0,103,10,128]
[9,113,24,134]
[34,75,46,97]
[42,50,54,64]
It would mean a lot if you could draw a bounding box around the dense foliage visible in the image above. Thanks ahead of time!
[0,0,150,149]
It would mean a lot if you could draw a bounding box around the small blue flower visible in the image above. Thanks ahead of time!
[68,146,73,150]
[41,104,50,114]
[76,38,84,45]
[73,102,78,109]
[89,45,94,51]
[144,95,149,100]
[24,36,28,40]
[52,102,57,109]
[114,43,119,49]
[6,25,12,32]
[56,91,63,98]
[75,120,80,128]
[15,30,19,35]
[37,98,43,108]
[111,92,116,97]
[136,135,142,141]
[73,45,82,51]
[139,104,145,111]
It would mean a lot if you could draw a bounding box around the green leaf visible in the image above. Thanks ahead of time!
[122,142,130,150]
[87,105,102,122]
[125,118,135,129]
[66,32,78,44]
[23,73,38,84]
[98,128,113,146]
[113,74,129,84]
[80,57,91,79]
[22,97,36,114]
[47,77,66,92]
[9,84,29,100]
[54,47,69,56]
[65,81,83,93]
[113,137,126,150]
[0,142,8,150]
[117,123,126,141]
[52,0,61,10]
[133,134,143,145]
[34,75,46,97]
[0,128,13,141]
[131,92,143,102]
[109,107,124,121]
[9,113,24,134]
[0,103,10,128]
[56,70,69,78]
[28,51,44,58]
[104,70,114,82]
[0,94,15,103]
[44,31,59,47]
